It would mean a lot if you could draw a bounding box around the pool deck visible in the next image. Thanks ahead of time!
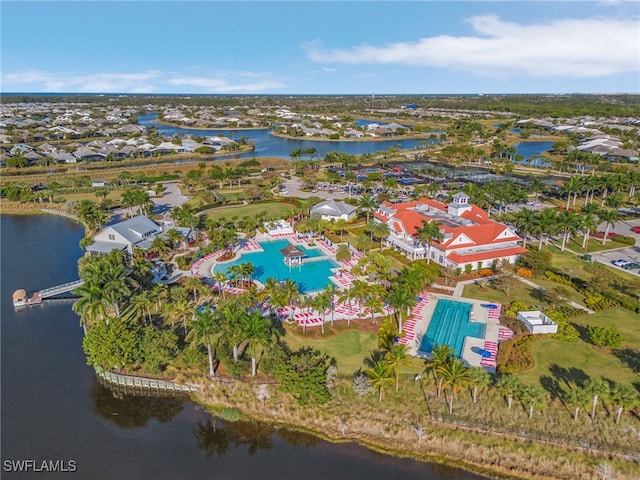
[407,294,501,372]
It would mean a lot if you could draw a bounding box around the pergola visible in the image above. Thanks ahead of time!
[280,244,306,266]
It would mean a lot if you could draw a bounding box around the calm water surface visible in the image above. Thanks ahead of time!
[138,113,436,160]
[1,215,484,480]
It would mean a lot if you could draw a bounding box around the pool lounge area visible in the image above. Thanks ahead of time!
[212,238,339,293]
[414,297,503,371]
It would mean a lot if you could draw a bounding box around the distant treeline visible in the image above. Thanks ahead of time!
[2,93,639,117]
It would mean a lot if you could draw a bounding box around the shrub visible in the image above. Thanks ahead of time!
[464,264,473,274]
[516,267,533,278]
[587,325,624,349]
[497,335,537,374]
[584,293,619,311]
[352,370,373,397]
[505,300,533,318]
[544,270,574,286]
[545,309,580,342]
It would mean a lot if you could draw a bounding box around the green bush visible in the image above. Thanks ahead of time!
[587,325,624,349]
[545,309,580,342]
[497,335,537,373]
[584,293,619,311]
[543,270,574,287]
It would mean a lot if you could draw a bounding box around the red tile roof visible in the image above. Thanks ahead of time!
[447,246,527,263]
[377,198,521,249]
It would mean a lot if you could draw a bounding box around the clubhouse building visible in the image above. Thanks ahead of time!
[374,193,526,270]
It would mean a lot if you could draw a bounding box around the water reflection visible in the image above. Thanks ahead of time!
[194,418,274,457]
[91,381,187,428]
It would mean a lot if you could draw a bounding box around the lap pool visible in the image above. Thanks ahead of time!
[212,239,338,293]
[419,298,486,358]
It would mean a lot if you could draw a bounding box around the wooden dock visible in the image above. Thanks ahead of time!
[13,280,83,307]
[96,368,199,396]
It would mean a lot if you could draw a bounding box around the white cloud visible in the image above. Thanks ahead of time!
[167,74,284,92]
[306,15,640,78]
[321,67,337,72]
[0,70,284,93]
[1,70,162,93]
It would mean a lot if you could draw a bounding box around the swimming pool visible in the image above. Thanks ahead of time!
[212,239,338,293]
[419,298,485,358]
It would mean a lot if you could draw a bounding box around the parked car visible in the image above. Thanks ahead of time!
[622,262,640,270]
[611,259,630,267]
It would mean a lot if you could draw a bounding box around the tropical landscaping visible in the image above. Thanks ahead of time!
[2,94,640,479]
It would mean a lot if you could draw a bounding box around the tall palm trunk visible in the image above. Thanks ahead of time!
[207,344,215,377]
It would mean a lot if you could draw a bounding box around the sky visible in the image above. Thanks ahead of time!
[1,1,639,95]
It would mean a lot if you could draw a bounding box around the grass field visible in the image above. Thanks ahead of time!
[282,329,379,376]
[515,336,638,388]
[202,201,296,222]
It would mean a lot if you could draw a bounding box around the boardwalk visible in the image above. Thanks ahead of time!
[39,280,84,298]
[96,369,199,394]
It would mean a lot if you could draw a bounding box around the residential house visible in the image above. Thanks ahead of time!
[86,215,163,258]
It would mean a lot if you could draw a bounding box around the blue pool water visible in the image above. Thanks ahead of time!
[212,239,338,293]
[419,299,486,358]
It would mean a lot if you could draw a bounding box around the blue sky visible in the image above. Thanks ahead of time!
[1,1,639,94]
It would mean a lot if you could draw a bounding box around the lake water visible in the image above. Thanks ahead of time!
[0,214,484,480]
[138,113,438,160]
[513,142,555,167]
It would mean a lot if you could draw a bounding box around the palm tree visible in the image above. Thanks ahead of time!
[424,344,455,398]
[185,276,208,303]
[358,193,377,223]
[163,299,192,333]
[281,279,301,322]
[415,220,443,263]
[219,299,246,361]
[335,244,352,263]
[149,236,171,258]
[385,283,415,333]
[598,208,620,246]
[467,366,491,404]
[333,218,349,242]
[72,282,110,331]
[102,263,137,318]
[566,386,589,421]
[519,385,545,419]
[366,360,394,401]
[241,311,273,377]
[368,221,391,250]
[127,290,154,324]
[555,210,580,251]
[514,208,536,248]
[312,290,333,335]
[187,307,221,377]
[580,203,600,252]
[609,382,639,424]
[165,228,184,250]
[584,378,609,421]
[495,375,522,410]
[363,289,384,324]
[562,176,582,210]
[213,271,228,299]
[385,344,410,391]
[437,357,469,414]
[531,208,557,250]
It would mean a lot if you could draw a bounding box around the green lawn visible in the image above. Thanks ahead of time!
[516,307,639,389]
[202,201,295,222]
[515,336,638,389]
[282,329,379,376]
[564,234,635,254]
[463,282,549,308]
[571,308,640,347]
